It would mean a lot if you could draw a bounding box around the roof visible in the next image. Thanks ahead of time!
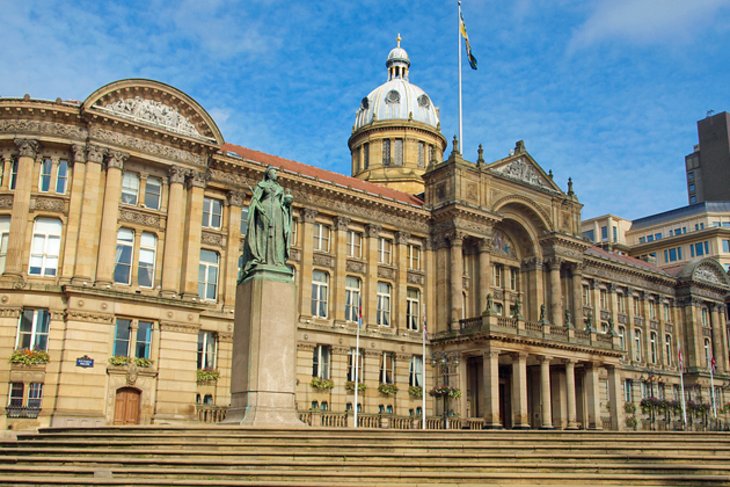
[586,246,670,277]
[221,143,425,207]
[631,201,730,229]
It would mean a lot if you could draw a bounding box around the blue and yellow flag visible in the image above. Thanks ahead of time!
[459,12,478,70]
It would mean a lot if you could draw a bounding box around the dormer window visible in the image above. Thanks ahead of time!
[385,90,400,104]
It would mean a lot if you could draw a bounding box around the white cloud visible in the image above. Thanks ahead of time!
[568,0,729,52]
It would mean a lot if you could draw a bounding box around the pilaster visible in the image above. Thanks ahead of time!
[160,166,187,297]
[95,150,128,287]
[223,190,244,310]
[72,144,105,284]
[180,171,206,299]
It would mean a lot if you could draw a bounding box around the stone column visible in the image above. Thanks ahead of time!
[571,264,584,329]
[524,257,544,322]
[511,352,529,428]
[160,166,187,297]
[180,171,206,299]
[333,217,350,323]
[298,209,317,319]
[223,191,243,311]
[607,364,624,431]
[395,231,410,331]
[2,139,39,280]
[539,355,553,428]
[95,150,127,287]
[547,258,563,326]
[450,232,464,325]
[60,145,87,280]
[482,349,501,428]
[478,238,491,313]
[458,355,468,417]
[72,144,105,284]
[584,363,602,429]
[365,224,381,326]
[641,293,652,363]
[716,305,729,373]
[565,359,578,429]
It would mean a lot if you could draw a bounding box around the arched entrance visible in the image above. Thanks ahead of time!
[114,387,141,425]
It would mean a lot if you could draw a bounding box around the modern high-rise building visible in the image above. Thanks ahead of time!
[685,111,730,204]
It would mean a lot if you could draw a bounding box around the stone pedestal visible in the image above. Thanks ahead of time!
[224,266,304,426]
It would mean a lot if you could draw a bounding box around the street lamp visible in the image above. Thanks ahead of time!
[430,351,460,429]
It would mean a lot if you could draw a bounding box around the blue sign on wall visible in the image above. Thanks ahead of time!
[76,355,94,368]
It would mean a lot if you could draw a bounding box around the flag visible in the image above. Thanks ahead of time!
[711,355,717,372]
[460,11,478,70]
[678,346,683,369]
[358,300,363,329]
[422,305,428,339]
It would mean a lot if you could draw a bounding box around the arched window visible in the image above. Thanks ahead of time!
[29,218,62,276]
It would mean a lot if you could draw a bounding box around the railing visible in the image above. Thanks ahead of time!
[6,406,40,419]
[550,327,568,338]
[524,320,542,333]
[321,412,348,427]
[195,405,227,423]
[358,413,381,428]
[459,317,482,331]
[497,317,517,329]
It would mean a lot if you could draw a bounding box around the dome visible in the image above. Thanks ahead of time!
[386,46,410,67]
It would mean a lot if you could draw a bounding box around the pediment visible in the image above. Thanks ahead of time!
[488,154,561,194]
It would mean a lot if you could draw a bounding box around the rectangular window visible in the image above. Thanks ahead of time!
[55,160,68,194]
[723,240,730,253]
[363,143,370,170]
[0,216,9,274]
[649,301,656,320]
[633,297,641,316]
[408,244,421,270]
[406,288,420,331]
[311,270,329,318]
[409,355,423,387]
[647,234,654,242]
[663,303,671,321]
[347,230,362,258]
[8,383,24,407]
[618,326,626,350]
[650,331,658,364]
[202,197,223,229]
[16,308,50,351]
[144,176,162,210]
[583,230,595,242]
[313,223,331,253]
[654,232,662,241]
[27,383,43,408]
[394,139,403,166]
[612,226,618,243]
[135,321,153,359]
[382,139,391,166]
[624,379,633,403]
[617,293,626,313]
[428,145,435,164]
[113,318,132,357]
[9,158,18,190]
[600,226,608,241]
[633,329,642,362]
[690,195,697,204]
[344,276,361,323]
[582,285,591,307]
[121,172,140,205]
[197,331,218,369]
[639,236,646,244]
[687,171,695,182]
[38,158,52,192]
[114,228,135,285]
[378,237,392,264]
[664,247,683,263]
[198,249,219,301]
[347,348,364,382]
[665,334,673,366]
[509,268,518,291]
[137,232,156,288]
[377,282,391,326]
[28,218,62,276]
[493,264,503,288]
[312,344,331,379]
[380,351,395,384]
[417,142,425,167]
[600,289,608,310]
[240,206,249,236]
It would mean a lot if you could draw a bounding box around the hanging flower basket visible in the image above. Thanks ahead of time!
[10,349,49,366]
[311,377,334,391]
[429,386,461,399]
[345,381,366,393]
[378,383,398,396]
[196,369,220,384]
[408,386,423,398]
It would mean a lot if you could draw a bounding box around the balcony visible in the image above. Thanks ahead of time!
[6,406,41,419]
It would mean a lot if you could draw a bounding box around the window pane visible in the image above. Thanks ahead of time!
[56,160,68,194]
[113,319,132,356]
[144,177,162,209]
[122,173,139,204]
[135,321,153,359]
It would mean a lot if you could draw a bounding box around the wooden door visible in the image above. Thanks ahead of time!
[114,387,141,425]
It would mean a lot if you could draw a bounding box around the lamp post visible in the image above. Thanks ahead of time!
[430,351,460,429]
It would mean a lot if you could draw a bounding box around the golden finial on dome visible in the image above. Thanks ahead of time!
[396,33,401,48]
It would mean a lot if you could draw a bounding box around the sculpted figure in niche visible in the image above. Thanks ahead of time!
[539,304,547,324]
[240,166,293,280]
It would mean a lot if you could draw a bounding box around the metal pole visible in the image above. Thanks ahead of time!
[457,0,463,153]
[354,305,361,429]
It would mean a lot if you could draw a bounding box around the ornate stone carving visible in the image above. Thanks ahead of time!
[72,144,86,164]
[0,120,86,141]
[187,170,208,189]
[30,196,67,214]
[335,216,350,231]
[66,310,114,324]
[303,208,318,223]
[289,248,301,262]
[366,224,381,238]
[226,190,244,207]
[126,363,139,386]
[14,138,39,158]
[407,271,425,285]
[169,166,187,184]
[100,96,202,138]
[395,231,410,245]
[378,266,395,280]
[159,321,199,334]
[107,150,128,170]
[492,157,551,190]
[313,252,335,268]
[0,195,14,209]
[695,267,722,285]
[346,259,366,274]
[0,307,22,318]
[86,144,106,164]
[201,230,225,248]
[119,208,162,228]
[89,126,206,167]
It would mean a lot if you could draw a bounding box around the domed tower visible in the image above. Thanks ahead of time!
[349,35,447,195]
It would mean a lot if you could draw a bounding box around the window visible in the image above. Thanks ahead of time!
[138,232,156,288]
[347,348,364,382]
[583,229,595,242]
[701,307,709,327]
[624,379,633,403]
[0,216,9,274]
[55,160,68,194]
[114,228,135,285]
[695,223,705,231]
[16,309,50,351]
[633,329,642,362]
[197,331,217,369]
[313,223,331,252]
[428,145,435,164]
[633,296,641,316]
[344,276,361,323]
[378,237,392,264]
[0,158,4,187]
[723,240,730,253]
[9,158,18,190]
[600,226,608,241]
[382,139,391,166]
[409,356,423,387]
[380,351,395,384]
[663,247,683,263]
[650,331,658,364]
[38,158,52,192]
[239,206,250,236]
[617,293,626,313]
[144,176,162,210]
[121,172,140,204]
[704,338,712,367]
[198,249,219,301]
[690,241,710,257]
[363,143,370,170]
[113,318,132,356]
[618,326,626,350]
[493,264,503,287]
[376,282,391,326]
[649,301,656,320]
[612,226,618,243]
[690,195,697,204]
[8,383,24,407]
[663,303,671,321]
[582,285,591,307]
[509,268,518,291]
[28,218,62,276]
[347,230,362,258]
[687,171,695,182]
[406,288,420,331]
[665,334,673,366]
[394,139,403,166]
[408,244,421,270]
[312,345,331,379]
[291,218,299,246]
[202,197,223,229]
[311,270,329,318]
[417,142,425,167]
[600,289,608,310]
[135,321,153,359]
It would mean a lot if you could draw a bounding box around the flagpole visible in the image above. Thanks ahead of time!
[678,340,687,428]
[709,357,717,418]
[457,0,463,153]
[422,304,427,430]
[354,301,361,429]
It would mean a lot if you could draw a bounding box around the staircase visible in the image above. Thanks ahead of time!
[1,427,729,486]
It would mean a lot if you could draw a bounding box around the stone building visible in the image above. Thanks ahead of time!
[0,41,728,431]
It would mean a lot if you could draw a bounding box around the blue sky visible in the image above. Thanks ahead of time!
[2,0,729,220]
